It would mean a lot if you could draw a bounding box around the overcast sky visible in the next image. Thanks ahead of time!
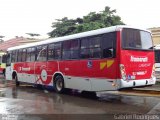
[0,0,160,40]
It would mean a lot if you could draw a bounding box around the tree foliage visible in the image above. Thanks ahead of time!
[26,33,40,37]
[48,6,125,37]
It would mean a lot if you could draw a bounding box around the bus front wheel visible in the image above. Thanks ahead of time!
[54,75,65,93]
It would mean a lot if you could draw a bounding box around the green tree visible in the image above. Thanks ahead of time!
[49,17,77,37]
[48,6,125,38]
[26,33,40,37]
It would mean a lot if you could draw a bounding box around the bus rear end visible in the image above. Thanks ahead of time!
[118,28,156,89]
[154,47,160,81]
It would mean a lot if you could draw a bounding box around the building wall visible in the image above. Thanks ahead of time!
[148,27,160,46]
[0,37,45,52]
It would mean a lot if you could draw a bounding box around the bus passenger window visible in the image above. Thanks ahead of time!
[80,36,101,59]
[54,42,61,59]
[48,42,61,60]
[62,39,79,59]
[31,48,36,61]
[101,32,116,58]
[26,48,31,61]
[55,49,61,59]
[37,46,47,61]
[17,49,22,62]
[11,50,17,62]
[21,49,27,62]
[48,44,54,60]
[103,49,112,58]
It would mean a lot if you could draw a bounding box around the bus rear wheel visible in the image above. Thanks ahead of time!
[54,75,65,93]
[14,74,20,86]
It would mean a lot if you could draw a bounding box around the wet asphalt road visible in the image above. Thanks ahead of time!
[0,77,160,120]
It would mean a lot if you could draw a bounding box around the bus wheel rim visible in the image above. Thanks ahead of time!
[56,79,63,91]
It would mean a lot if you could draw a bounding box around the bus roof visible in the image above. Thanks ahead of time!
[8,25,150,51]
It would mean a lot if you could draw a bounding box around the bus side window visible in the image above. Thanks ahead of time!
[26,48,31,62]
[80,36,101,59]
[48,43,55,60]
[37,45,47,61]
[89,36,101,58]
[62,40,71,59]
[62,39,79,60]
[80,37,89,59]
[36,46,42,61]
[22,49,27,62]
[54,42,61,60]
[17,49,23,62]
[103,48,112,58]
[31,47,36,61]
[70,39,79,59]
[11,50,17,63]
[101,32,116,58]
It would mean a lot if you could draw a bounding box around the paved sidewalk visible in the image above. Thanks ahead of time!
[134,82,160,91]
[147,102,160,114]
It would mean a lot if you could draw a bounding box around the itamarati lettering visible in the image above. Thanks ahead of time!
[130,56,148,62]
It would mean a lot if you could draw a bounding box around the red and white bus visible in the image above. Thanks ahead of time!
[154,44,160,80]
[0,52,6,75]
[5,25,156,93]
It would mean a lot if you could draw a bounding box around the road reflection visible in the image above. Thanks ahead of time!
[0,81,160,115]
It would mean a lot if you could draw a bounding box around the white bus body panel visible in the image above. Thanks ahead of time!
[117,78,156,89]
[64,76,117,91]
[5,66,13,80]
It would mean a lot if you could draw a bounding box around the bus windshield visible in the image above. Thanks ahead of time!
[122,28,153,50]
[155,50,160,63]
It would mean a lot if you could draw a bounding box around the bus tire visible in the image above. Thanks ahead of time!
[15,74,20,86]
[54,75,65,93]
[3,69,5,77]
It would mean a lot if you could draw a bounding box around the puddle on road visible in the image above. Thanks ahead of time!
[0,90,5,97]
